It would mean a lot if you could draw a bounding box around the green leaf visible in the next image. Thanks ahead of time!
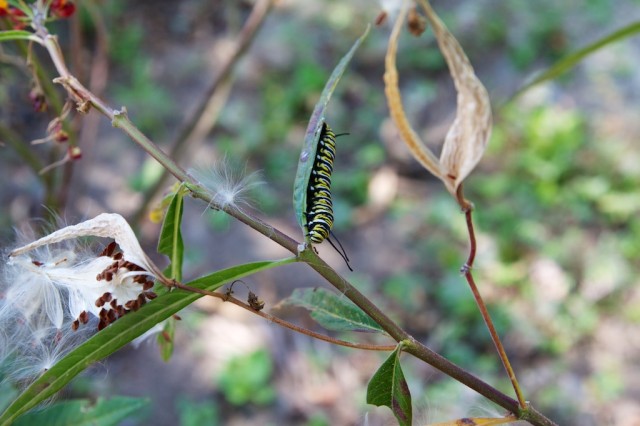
[0,30,36,43]
[157,185,188,281]
[158,316,176,362]
[217,349,276,406]
[0,258,294,426]
[293,25,370,240]
[283,288,385,333]
[13,397,148,426]
[155,186,187,361]
[366,344,412,426]
[515,20,640,97]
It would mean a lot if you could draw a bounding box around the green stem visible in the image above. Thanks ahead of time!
[111,111,190,183]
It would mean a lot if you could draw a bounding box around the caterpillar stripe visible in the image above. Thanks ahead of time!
[305,122,352,271]
[306,122,337,244]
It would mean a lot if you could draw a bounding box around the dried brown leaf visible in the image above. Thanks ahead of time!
[384,2,443,182]
[419,0,492,195]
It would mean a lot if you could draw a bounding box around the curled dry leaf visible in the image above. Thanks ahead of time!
[418,0,492,194]
[384,3,443,182]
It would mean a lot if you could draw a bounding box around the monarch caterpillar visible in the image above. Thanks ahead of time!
[305,122,353,271]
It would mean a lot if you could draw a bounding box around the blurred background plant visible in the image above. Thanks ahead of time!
[1,0,639,425]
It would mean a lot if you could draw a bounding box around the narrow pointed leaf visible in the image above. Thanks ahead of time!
[157,185,187,281]
[0,258,293,426]
[0,30,38,43]
[156,186,188,361]
[367,344,412,426]
[516,21,640,96]
[13,397,149,426]
[293,25,370,238]
[419,0,492,194]
[283,288,385,333]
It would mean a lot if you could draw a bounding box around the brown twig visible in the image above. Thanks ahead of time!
[173,281,396,352]
[456,184,527,409]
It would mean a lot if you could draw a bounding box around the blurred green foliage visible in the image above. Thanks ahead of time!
[216,349,276,407]
[92,0,175,136]
[177,396,219,426]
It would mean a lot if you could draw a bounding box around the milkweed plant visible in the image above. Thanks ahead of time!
[1,0,632,425]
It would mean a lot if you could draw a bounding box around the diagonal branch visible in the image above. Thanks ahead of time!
[132,0,274,223]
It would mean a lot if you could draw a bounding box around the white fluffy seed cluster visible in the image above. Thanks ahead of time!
[0,214,160,384]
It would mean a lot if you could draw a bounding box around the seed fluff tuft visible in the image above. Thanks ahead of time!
[190,159,264,210]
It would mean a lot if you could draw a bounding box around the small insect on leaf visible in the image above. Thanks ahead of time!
[247,291,265,311]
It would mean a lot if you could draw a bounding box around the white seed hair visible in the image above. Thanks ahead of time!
[190,160,264,211]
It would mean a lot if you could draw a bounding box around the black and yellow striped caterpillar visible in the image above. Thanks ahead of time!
[305,122,352,270]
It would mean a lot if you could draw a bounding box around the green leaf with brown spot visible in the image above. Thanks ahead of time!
[366,344,412,426]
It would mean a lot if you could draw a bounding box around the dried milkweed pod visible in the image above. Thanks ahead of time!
[384,0,492,197]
